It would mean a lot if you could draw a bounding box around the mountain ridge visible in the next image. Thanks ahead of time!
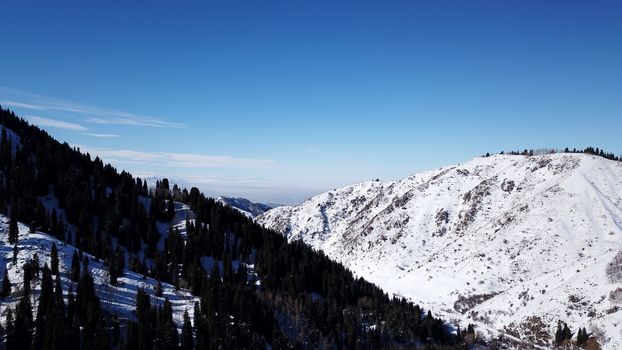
[258,152,622,348]
[216,196,278,218]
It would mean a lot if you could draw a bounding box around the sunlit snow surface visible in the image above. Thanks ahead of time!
[259,154,622,348]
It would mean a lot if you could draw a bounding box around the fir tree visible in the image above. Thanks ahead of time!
[181,310,193,350]
[22,263,32,296]
[155,280,163,297]
[5,308,15,349]
[94,317,110,350]
[13,297,34,348]
[70,249,80,282]
[1,268,11,299]
[33,265,54,349]
[555,321,564,344]
[562,322,572,341]
[50,243,59,275]
[577,327,588,346]
[8,211,19,244]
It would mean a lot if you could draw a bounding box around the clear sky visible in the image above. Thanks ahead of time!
[1,1,621,204]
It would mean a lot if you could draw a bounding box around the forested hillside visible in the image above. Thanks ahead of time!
[0,107,457,349]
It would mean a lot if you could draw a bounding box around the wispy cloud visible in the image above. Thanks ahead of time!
[27,115,87,131]
[83,133,121,138]
[2,100,48,111]
[77,145,275,169]
[161,152,275,168]
[87,116,183,128]
[0,87,185,128]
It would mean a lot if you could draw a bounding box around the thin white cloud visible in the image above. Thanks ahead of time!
[83,133,121,138]
[27,115,87,131]
[1,100,48,110]
[161,152,275,168]
[86,148,162,162]
[0,87,185,128]
[77,146,275,169]
[87,116,183,128]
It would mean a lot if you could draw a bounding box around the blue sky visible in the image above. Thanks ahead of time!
[1,1,621,204]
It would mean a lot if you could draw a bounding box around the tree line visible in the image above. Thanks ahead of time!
[0,106,460,348]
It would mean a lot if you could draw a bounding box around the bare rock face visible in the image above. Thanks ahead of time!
[258,153,622,348]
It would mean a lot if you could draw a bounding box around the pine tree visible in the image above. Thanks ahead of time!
[22,263,32,296]
[194,302,208,349]
[13,297,34,348]
[53,273,67,350]
[5,308,15,349]
[155,280,163,297]
[9,211,19,244]
[1,268,11,298]
[70,250,80,282]
[109,252,118,285]
[50,243,59,275]
[181,310,193,350]
[577,327,588,346]
[555,321,564,344]
[33,265,54,349]
[562,322,571,341]
[156,299,178,349]
[94,317,110,350]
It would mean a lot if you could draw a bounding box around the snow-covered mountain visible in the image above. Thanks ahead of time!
[216,196,278,218]
[258,153,622,348]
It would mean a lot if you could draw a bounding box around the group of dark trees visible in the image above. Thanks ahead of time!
[554,321,591,348]
[0,106,461,348]
[1,251,110,350]
[484,147,621,161]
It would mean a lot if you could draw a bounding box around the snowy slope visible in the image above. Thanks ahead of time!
[258,153,622,348]
[0,214,200,333]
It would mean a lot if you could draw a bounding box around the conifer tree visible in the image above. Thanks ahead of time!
[13,297,34,348]
[1,268,11,299]
[8,211,18,244]
[562,322,571,341]
[155,280,163,297]
[555,321,564,344]
[22,263,32,296]
[70,249,80,282]
[5,308,15,349]
[50,243,59,275]
[577,327,588,346]
[181,310,193,350]
[109,253,118,285]
[94,317,110,350]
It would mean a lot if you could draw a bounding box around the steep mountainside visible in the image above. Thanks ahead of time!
[0,107,457,348]
[216,196,277,218]
[258,153,622,348]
